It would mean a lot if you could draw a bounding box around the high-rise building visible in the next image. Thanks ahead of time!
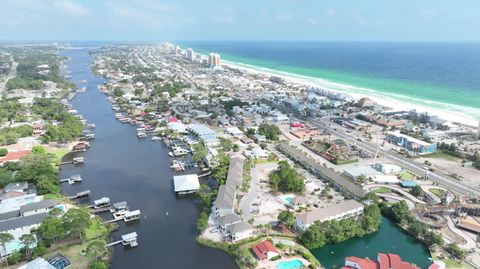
[186,48,195,62]
[208,53,221,67]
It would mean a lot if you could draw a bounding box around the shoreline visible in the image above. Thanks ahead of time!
[220,59,479,127]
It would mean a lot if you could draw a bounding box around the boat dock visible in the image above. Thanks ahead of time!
[68,190,90,199]
[61,157,84,165]
[60,174,83,184]
[105,232,138,248]
[197,170,212,178]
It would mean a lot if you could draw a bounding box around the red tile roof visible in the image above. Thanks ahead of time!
[252,240,279,260]
[345,253,419,269]
[0,150,31,164]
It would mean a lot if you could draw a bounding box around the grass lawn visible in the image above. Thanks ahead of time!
[424,151,460,162]
[373,187,392,194]
[49,148,71,163]
[430,188,445,198]
[85,218,108,240]
[443,258,472,269]
[399,171,415,180]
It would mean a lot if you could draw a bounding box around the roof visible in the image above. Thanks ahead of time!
[47,254,71,269]
[4,182,28,193]
[20,199,56,214]
[225,156,244,189]
[125,210,141,217]
[0,150,31,163]
[252,240,279,259]
[297,200,364,225]
[226,221,252,234]
[18,257,56,269]
[122,232,138,241]
[0,209,20,221]
[346,256,378,269]
[0,212,49,232]
[218,213,241,226]
[215,184,235,210]
[387,131,432,147]
[173,174,200,192]
[400,181,417,187]
[344,166,383,178]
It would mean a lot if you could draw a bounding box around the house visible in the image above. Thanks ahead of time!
[296,200,364,232]
[0,182,37,213]
[244,147,269,160]
[252,240,280,260]
[226,127,243,137]
[0,213,48,256]
[342,253,420,269]
[217,213,241,232]
[225,221,252,242]
[173,174,200,195]
[213,185,236,217]
[20,199,56,217]
[288,196,308,210]
[0,150,31,165]
[253,134,266,143]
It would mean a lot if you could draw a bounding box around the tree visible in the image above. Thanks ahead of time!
[0,148,7,156]
[192,142,208,164]
[219,137,233,152]
[409,185,422,197]
[447,243,466,259]
[113,88,124,97]
[37,217,67,244]
[213,153,230,185]
[86,240,108,261]
[62,208,91,243]
[245,128,256,138]
[90,261,107,269]
[0,232,14,266]
[31,145,46,155]
[278,211,295,228]
[362,204,382,233]
[257,123,280,141]
[19,233,36,260]
[269,161,305,193]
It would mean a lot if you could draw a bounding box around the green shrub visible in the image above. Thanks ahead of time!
[271,255,281,261]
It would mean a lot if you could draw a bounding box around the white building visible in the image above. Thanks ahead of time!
[225,221,252,242]
[373,163,402,175]
[173,174,200,195]
[0,213,48,256]
[295,200,364,232]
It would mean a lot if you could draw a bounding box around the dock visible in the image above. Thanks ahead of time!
[60,174,82,184]
[105,232,138,248]
[61,157,84,165]
[197,170,212,178]
[68,190,90,199]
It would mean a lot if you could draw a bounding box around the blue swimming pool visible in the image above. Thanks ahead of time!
[284,197,292,204]
[276,259,303,269]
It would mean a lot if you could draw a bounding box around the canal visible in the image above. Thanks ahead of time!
[311,217,432,269]
[59,46,237,269]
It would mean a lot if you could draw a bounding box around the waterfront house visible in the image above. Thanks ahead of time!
[0,213,48,256]
[173,174,200,195]
[295,200,364,232]
[20,199,56,217]
[213,185,236,217]
[252,240,280,260]
[225,221,253,242]
[217,213,241,232]
[0,182,37,213]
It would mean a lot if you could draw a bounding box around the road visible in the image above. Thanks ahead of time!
[306,116,480,196]
[0,58,17,93]
[364,184,427,204]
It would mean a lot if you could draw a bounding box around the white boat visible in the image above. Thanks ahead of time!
[151,136,161,141]
[94,197,110,208]
[124,210,141,222]
[137,132,147,138]
[87,123,96,128]
[168,152,174,157]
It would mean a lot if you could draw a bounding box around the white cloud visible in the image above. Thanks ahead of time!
[52,0,91,17]
[421,10,438,18]
[210,5,236,24]
[275,11,292,22]
[306,17,319,26]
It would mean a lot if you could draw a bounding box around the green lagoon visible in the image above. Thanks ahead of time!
[311,217,432,269]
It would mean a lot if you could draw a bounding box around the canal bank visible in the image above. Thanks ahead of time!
[59,46,237,269]
[310,217,432,269]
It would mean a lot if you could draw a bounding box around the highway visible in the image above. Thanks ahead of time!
[307,116,480,196]
[262,99,480,197]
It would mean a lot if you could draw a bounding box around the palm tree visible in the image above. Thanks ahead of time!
[0,233,14,266]
[19,234,36,260]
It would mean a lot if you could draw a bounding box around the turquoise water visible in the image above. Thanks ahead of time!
[276,259,303,269]
[285,197,292,204]
[311,217,431,269]
[181,42,480,122]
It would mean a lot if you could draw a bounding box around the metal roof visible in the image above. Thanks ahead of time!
[20,199,56,214]
[0,212,49,232]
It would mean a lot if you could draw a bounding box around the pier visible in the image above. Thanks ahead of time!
[68,190,90,199]
[105,232,138,248]
[61,157,84,165]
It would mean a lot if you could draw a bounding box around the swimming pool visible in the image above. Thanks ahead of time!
[276,259,303,269]
[284,197,292,204]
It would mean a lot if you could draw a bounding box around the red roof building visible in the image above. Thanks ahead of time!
[252,240,280,260]
[342,253,419,269]
[0,150,31,164]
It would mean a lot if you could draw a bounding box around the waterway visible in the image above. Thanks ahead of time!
[58,47,237,269]
[311,217,432,269]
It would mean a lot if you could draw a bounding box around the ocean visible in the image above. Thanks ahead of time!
[179,41,480,123]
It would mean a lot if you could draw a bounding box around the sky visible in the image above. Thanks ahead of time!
[0,0,479,42]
